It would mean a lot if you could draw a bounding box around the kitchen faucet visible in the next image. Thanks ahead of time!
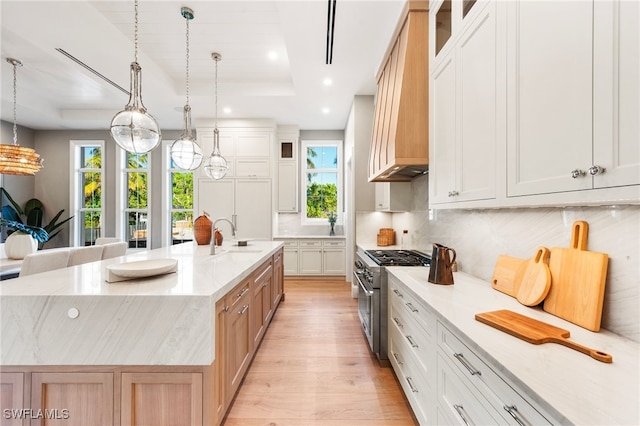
[210,216,237,255]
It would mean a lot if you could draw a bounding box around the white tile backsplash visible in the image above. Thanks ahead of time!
[355,174,640,342]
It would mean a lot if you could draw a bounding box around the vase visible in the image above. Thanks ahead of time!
[4,232,38,259]
[329,224,335,236]
[193,214,212,245]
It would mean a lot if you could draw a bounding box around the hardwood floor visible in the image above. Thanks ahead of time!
[223,279,418,425]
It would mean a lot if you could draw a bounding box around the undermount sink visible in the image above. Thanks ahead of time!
[212,247,262,256]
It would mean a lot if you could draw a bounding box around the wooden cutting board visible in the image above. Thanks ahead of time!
[543,221,609,331]
[475,310,612,363]
[491,255,525,297]
[516,247,551,306]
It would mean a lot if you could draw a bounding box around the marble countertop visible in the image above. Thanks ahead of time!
[0,240,283,366]
[387,267,640,425]
[273,235,345,239]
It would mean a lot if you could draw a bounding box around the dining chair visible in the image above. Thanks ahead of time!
[95,237,122,245]
[19,250,70,277]
[67,245,104,266]
[101,242,127,260]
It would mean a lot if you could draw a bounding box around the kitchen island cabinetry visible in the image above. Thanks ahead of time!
[0,241,285,426]
[387,267,639,425]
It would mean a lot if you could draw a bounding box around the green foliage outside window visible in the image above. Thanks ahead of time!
[306,182,337,218]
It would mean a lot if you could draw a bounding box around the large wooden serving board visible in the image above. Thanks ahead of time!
[475,310,612,363]
[543,221,608,331]
[491,255,525,297]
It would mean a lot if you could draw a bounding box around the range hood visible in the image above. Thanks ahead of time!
[368,1,429,182]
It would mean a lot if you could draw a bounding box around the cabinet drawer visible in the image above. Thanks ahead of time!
[279,240,298,247]
[323,239,345,247]
[437,353,501,426]
[438,322,552,425]
[235,159,270,177]
[389,325,432,425]
[228,280,251,310]
[390,295,435,378]
[299,240,322,247]
[389,276,436,339]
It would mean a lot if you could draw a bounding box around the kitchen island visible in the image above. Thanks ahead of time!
[0,240,284,425]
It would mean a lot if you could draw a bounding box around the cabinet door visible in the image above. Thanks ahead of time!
[252,260,273,346]
[235,159,270,177]
[277,162,298,212]
[235,179,272,240]
[235,133,271,158]
[593,0,640,188]
[226,282,252,400]
[430,53,457,204]
[299,248,323,275]
[455,3,497,202]
[283,248,299,275]
[214,298,227,419]
[121,372,202,426]
[322,248,346,275]
[197,179,234,223]
[197,131,235,178]
[31,372,113,426]
[1,373,23,426]
[507,1,593,196]
[272,249,284,307]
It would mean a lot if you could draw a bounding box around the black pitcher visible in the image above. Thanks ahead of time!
[428,243,456,285]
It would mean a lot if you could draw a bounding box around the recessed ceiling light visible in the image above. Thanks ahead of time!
[267,51,278,61]
[223,107,232,114]
[323,78,333,86]
[322,108,330,114]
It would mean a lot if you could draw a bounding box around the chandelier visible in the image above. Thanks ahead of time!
[170,6,203,170]
[109,0,161,154]
[0,58,44,176]
[202,53,228,180]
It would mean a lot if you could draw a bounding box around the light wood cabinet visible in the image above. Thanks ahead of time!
[375,182,412,211]
[430,0,499,205]
[225,279,252,401]
[31,372,113,426]
[272,248,284,307]
[0,373,24,426]
[369,1,429,182]
[121,372,203,426]
[252,259,273,347]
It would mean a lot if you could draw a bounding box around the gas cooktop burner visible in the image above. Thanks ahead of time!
[366,249,431,266]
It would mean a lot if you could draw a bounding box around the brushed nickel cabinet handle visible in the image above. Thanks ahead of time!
[503,405,526,426]
[454,404,471,426]
[393,317,404,328]
[589,165,606,176]
[406,376,418,393]
[571,169,586,178]
[406,335,419,348]
[405,302,418,313]
[454,352,481,376]
[392,352,403,365]
[238,304,249,315]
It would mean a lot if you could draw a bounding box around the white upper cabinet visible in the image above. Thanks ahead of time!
[430,0,500,205]
[429,0,639,209]
[506,1,594,196]
[276,129,299,212]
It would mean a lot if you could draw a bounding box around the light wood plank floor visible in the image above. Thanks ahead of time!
[223,279,418,426]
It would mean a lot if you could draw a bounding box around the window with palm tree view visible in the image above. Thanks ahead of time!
[303,140,342,222]
[169,157,194,244]
[72,141,104,246]
[124,152,149,249]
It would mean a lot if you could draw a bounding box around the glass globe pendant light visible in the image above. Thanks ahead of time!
[203,53,229,180]
[0,58,44,176]
[170,7,203,170]
[109,0,161,154]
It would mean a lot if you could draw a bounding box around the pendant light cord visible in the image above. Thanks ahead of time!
[214,56,218,129]
[185,17,190,106]
[134,0,139,63]
[12,61,17,146]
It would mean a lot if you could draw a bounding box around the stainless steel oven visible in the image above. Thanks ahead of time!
[355,247,430,362]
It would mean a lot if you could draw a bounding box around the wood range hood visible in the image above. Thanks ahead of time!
[368,0,429,182]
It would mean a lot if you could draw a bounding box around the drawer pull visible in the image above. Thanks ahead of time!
[406,376,418,393]
[453,404,471,426]
[503,405,526,426]
[236,287,249,300]
[405,302,419,313]
[393,317,404,328]
[406,335,419,348]
[223,306,229,312]
[454,353,482,376]
[238,305,249,315]
[392,352,403,366]
[393,289,403,298]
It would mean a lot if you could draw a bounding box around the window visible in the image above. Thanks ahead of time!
[162,141,196,246]
[70,141,104,246]
[301,140,343,223]
[118,150,150,249]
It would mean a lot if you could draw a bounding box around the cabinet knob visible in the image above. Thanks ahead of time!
[571,169,586,179]
[448,190,459,197]
[588,165,606,176]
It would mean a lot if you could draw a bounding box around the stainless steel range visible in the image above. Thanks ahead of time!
[354,247,430,362]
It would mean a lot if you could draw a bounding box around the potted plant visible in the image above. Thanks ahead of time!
[1,188,73,258]
[327,211,337,236]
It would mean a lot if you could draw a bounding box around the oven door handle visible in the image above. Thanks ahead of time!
[353,271,374,297]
